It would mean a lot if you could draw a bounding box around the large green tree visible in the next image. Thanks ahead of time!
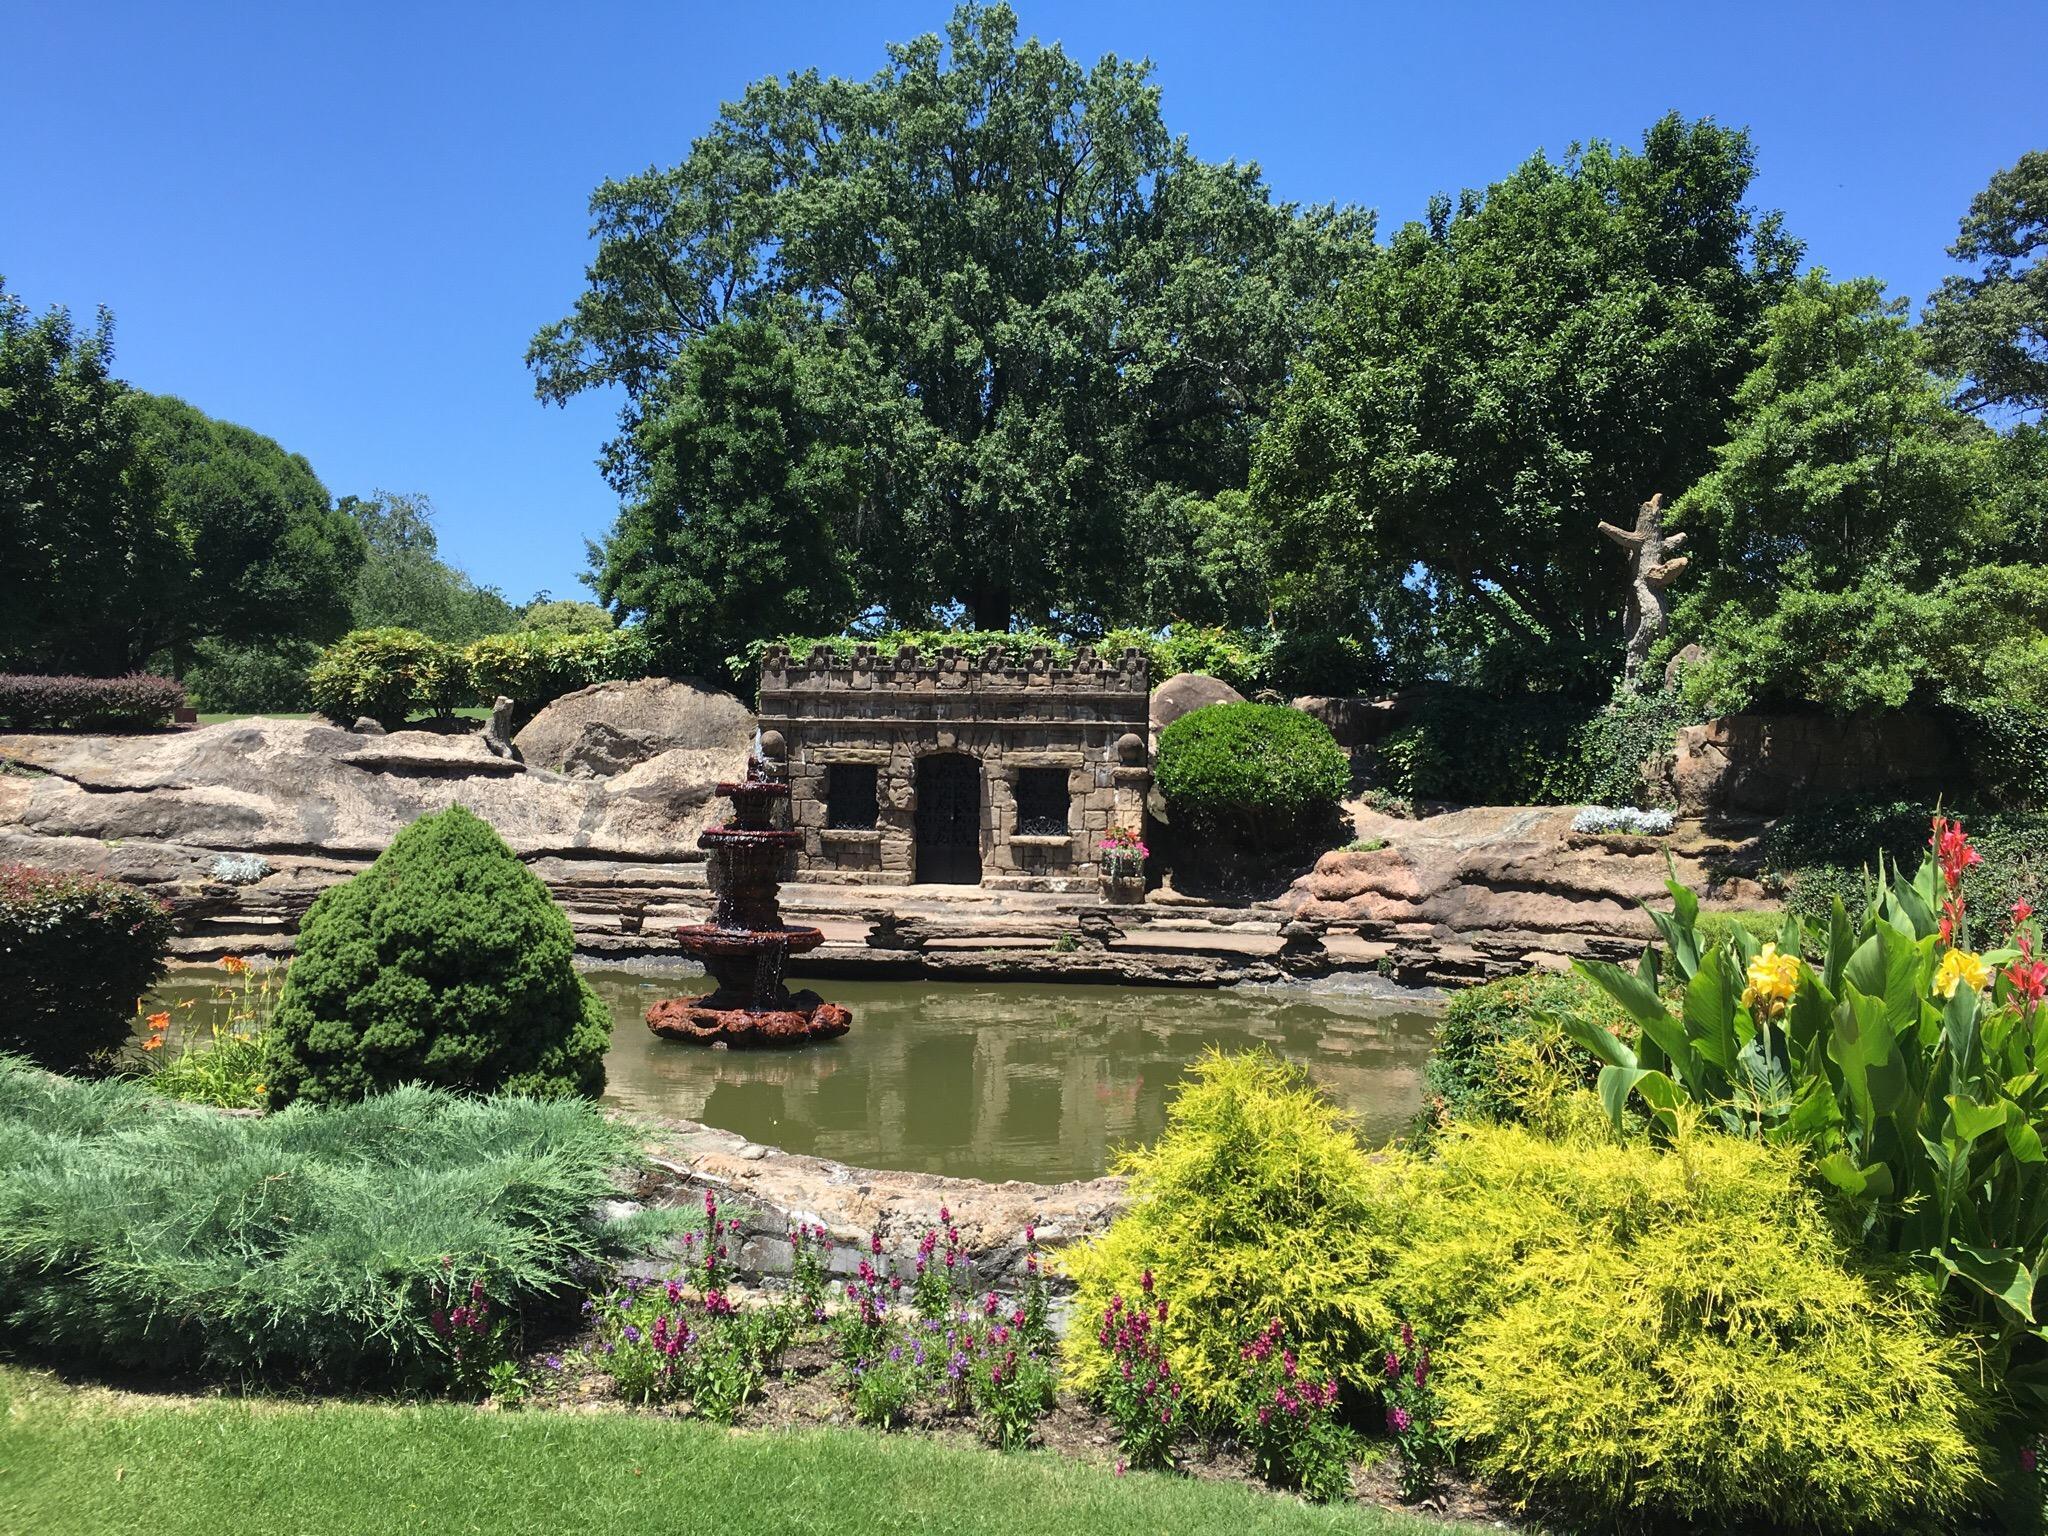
[0,283,178,674]
[1669,271,2001,714]
[593,315,860,679]
[343,490,518,643]
[1252,115,1800,693]
[2,284,363,677]
[532,3,1360,640]
[1924,150,2047,418]
[134,393,365,668]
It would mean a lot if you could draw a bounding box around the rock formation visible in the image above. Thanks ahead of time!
[513,677,754,778]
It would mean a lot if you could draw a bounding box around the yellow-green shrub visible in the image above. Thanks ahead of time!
[1060,1050,1402,1419]
[1397,1121,1990,1531]
[1070,1049,1993,1531]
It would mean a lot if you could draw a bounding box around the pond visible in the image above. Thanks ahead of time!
[144,963,1441,1185]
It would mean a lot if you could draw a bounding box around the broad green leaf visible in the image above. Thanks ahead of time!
[2005,1109,2046,1166]
[1684,947,1742,1074]
[1824,896,1853,997]
[1596,1065,1676,1134]
[1558,1012,1635,1070]
[1945,1094,2006,1144]
[1816,1153,1892,1200]
[1577,960,1699,1091]
[1937,1243,2038,1322]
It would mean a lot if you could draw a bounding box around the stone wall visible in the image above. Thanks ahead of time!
[757,643,1152,888]
[1655,712,1966,816]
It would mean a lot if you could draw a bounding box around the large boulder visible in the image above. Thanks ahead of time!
[0,717,744,874]
[1149,673,1243,738]
[1280,803,1768,982]
[513,677,755,778]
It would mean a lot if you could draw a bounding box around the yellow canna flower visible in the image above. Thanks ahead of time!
[1933,948,1992,1000]
[1742,943,1802,1017]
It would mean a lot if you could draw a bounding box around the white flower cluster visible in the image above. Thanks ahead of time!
[1571,805,1675,836]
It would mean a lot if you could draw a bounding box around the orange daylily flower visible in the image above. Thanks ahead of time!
[145,1011,171,1031]
[222,955,250,975]
[140,1036,163,1051]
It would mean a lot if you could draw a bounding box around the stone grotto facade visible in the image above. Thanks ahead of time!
[755,642,1151,888]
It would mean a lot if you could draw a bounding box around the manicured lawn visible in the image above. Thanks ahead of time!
[0,1366,1463,1536]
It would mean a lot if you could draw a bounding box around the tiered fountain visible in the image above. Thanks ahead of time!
[645,751,852,1048]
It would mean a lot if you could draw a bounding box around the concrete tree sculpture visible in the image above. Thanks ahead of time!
[1598,493,1690,686]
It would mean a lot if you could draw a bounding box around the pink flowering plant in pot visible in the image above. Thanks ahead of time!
[1098,825,1148,879]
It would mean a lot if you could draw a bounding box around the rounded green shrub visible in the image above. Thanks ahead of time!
[307,627,461,729]
[520,599,615,635]
[462,628,652,717]
[0,865,173,1072]
[1154,702,1349,841]
[267,806,611,1105]
[1396,1123,1992,1532]
[1422,969,1637,1132]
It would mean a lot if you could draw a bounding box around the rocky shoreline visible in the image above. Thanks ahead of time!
[2,716,1772,988]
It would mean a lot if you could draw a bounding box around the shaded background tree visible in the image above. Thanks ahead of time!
[0,282,178,675]
[533,2,1361,662]
[343,490,518,642]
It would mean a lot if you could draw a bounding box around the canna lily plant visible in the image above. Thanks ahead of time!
[1559,816,2048,1403]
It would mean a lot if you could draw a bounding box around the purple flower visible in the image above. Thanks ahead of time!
[623,1325,641,1344]
[544,1354,563,1371]
[1387,1405,1412,1434]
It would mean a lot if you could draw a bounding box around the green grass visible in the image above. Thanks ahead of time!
[0,1366,1461,1536]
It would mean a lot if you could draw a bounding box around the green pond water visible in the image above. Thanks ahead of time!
[144,964,1441,1185]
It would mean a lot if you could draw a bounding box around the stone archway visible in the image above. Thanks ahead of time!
[914,752,983,884]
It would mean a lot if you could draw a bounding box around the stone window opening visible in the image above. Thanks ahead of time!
[1014,767,1071,836]
[825,764,879,829]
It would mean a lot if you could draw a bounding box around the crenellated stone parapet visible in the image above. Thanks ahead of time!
[758,642,1149,697]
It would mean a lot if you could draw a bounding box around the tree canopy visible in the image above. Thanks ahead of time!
[343,490,519,643]
[1,281,363,676]
[1251,114,1801,694]
[533,2,1360,655]
[133,393,365,665]
[1669,271,2003,714]
[1923,150,2047,418]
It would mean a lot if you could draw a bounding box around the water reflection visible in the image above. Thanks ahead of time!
[143,964,1442,1185]
[588,967,1440,1184]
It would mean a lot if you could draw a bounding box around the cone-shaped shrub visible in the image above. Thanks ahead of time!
[268,805,611,1105]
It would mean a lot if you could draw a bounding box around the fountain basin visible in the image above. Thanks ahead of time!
[646,991,852,1048]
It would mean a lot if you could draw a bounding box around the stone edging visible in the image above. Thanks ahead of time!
[608,1110,1125,1295]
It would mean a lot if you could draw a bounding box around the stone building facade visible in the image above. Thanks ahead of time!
[756,642,1151,888]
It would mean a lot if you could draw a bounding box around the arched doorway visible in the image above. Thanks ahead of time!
[915,753,982,884]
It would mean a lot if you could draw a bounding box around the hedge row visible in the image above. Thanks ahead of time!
[0,864,174,1072]
[307,627,655,729]
[0,672,187,730]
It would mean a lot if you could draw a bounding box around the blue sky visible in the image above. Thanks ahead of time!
[5,1,2043,603]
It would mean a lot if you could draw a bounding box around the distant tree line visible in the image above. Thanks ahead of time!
[0,294,551,709]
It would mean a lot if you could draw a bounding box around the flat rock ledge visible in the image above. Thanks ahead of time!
[2,722,1773,987]
[611,1111,1124,1296]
